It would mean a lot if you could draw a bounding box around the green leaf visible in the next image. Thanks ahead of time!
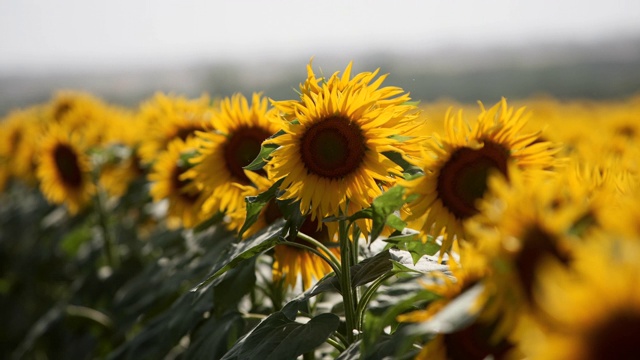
[243,143,279,171]
[385,282,485,353]
[221,312,340,360]
[192,211,224,233]
[107,290,214,360]
[191,219,286,293]
[389,248,450,275]
[382,151,422,176]
[370,186,408,242]
[385,234,442,262]
[351,250,393,287]
[238,178,284,237]
[183,312,245,360]
[362,279,440,354]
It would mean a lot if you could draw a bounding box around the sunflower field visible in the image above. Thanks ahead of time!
[2,60,640,360]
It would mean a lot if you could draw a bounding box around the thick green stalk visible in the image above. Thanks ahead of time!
[339,219,358,343]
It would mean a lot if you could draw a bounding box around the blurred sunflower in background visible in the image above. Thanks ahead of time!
[36,123,95,214]
[518,237,640,360]
[266,61,420,231]
[184,93,280,229]
[148,137,209,229]
[398,245,518,360]
[402,98,561,251]
[137,92,212,165]
[0,106,46,188]
[97,106,146,199]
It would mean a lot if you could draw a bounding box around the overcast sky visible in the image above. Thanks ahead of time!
[1,0,639,73]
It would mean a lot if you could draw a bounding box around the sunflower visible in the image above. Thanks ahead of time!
[137,92,213,165]
[517,237,640,360]
[461,165,601,346]
[36,124,95,214]
[265,61,420,229]
[0,106,47,187]
[97,107,146,198]
[184,93,281,222]
[148,137,210,229]
[402,98,561,251]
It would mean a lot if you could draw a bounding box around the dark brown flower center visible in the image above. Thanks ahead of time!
[437,140,509,219]
[224,126,272,184]
[514,225,570,304]
[443,321,513,360]
[53,144,83,188]
[586,311,640,360]
[175,123,206,141]
[300,116,366,179]
[171,162,199,203]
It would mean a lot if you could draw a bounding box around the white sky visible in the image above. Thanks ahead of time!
[1,0,639,73]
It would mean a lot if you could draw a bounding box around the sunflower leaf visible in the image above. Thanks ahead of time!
[191,219,286,293]
[370,186,407,241]
[220,312,340,360]
[238,178,284,237]
[243,143,279,171]
[382,151,422,176]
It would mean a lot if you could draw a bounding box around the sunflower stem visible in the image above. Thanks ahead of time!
[296,231,342,273]
[339,218,358,344]
[356,272,395,331]
[285,240,341,277]
[93,187,118,268]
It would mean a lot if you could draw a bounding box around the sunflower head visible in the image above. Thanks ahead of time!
[184,93,281,223]
[148,137,210,229]
[265,61,420,232]
[137,92,213,165]
[36,123,95,214]
[402,98,561,251]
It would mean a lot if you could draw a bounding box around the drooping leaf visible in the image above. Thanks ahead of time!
[191,219,286,293]
[182,312,246,360]
[385,234,442,263]
[370,186,408,242]
[243,143,279,171]
[351,250,393,287]
[221,312,340,360]
[107,290,214,360]
[238,178,284,237]
[362,279,440,355]
[382,151,423,176]
[389,248,450,275]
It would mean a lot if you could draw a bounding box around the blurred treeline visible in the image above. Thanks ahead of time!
[1,37,639,116]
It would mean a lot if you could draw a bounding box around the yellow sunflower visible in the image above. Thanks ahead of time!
[36,124,95,214]
[463,165,606,347]
[518,237,640,360]
[148,137,210,229]
[265,61,419,229]
[97,107,146,198]
[185,93,281,221]
[0,106,47,187]
[402,98,561,250]
[137,92,213,165]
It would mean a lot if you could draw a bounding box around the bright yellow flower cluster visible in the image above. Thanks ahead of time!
[2,62,640,359]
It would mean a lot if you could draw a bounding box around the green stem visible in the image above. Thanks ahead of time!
[326,337,347,352]
[93,187,117,268]
[296,231,342,272]
[356,272,395,331]
[284,241,341,277]
[339,219,358,343]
